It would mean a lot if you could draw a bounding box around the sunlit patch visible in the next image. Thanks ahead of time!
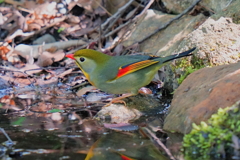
[22,129,32,133]
[46,128,58,131]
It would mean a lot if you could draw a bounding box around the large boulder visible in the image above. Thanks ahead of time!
[163,62,240,134]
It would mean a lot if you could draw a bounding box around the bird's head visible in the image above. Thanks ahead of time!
[66,49,111,74]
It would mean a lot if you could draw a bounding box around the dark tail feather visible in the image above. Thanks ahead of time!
[162,47,196,63]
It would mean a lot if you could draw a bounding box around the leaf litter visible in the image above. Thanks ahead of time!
[0,0,178,159]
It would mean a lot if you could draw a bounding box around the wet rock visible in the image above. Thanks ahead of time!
[95,104,142,123]
[95,94,165,123]
[163,62,240,134]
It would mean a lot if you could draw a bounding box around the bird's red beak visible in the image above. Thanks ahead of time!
[66,54,75,60]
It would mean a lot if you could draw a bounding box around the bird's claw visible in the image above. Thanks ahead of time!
[110,99,127,106]
[103,99,127,107]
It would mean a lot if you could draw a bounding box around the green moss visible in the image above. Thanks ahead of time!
[183,101,240,159]
[172,55,206,84]
[177,66,197,84]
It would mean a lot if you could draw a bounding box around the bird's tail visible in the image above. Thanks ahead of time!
[161,47,196,63]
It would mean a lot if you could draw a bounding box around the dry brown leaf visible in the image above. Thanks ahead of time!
[69,79,86,86]
[5,29,34,42]
[76,86,97,97]
[0,95,12,104]
[36,77,58,87]
[2,10,27,39]
[36,50,65,67]
[24,0,38,10]
[74,0,101,12]
[0,46,10,61]
[65,15,80,24]
[57,68,74,78]
[27,23,42,31]
[33,2,57,16]
[0,76,32,86]
[45,47,57,53]
[13,64,41,77]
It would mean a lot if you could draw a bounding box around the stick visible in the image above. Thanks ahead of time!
[134,0,155,20]
[104,20,132,38]
[144,128,176,160]
[137,0,202,44]
[101,0,135,34]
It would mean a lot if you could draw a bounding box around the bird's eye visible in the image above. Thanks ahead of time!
[80,57,85,62]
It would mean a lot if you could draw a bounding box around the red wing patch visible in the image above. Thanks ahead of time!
[114,59,158,80]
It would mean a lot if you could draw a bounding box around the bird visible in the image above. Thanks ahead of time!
[66,47,196,104]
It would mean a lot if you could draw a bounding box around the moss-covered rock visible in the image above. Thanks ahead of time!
[183,101,240,159]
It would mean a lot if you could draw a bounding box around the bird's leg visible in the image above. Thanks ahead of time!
[104,93,135,107]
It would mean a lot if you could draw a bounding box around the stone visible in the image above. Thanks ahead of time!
[161,0,234,15]
[163,62,240,134]
[122,9,206,57]
[180,17,240,66]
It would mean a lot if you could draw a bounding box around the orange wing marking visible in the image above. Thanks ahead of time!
[116,59,158,79]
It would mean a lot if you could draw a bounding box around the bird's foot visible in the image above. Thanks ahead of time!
[110,99,127,106]
[103,93,134,107]
[103,99,127,107]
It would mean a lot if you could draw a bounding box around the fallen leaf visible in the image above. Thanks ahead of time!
[36,50,65,67]
[57,68,73,78]
[13,64,42,77]
[0,46,10,61]
[76,86,96,97]
[36,77,58,87]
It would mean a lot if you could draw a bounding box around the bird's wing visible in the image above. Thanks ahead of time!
[108,59,158,81]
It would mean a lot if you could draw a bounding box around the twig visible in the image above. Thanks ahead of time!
[225,0,233,8]
[134,0,155,20]
[144,128,176,160]
[17,6,33,14]
[99,25,103,48]
[94,0,112,16]
[65,43,88,55]
[104,20,132,38]
[101,0,135,34]
[137,0,202,44]
[103,0,155,50]
[0,128,14,146]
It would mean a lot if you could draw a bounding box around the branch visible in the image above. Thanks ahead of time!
[137,0,202,44]
[101,0,135,34]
